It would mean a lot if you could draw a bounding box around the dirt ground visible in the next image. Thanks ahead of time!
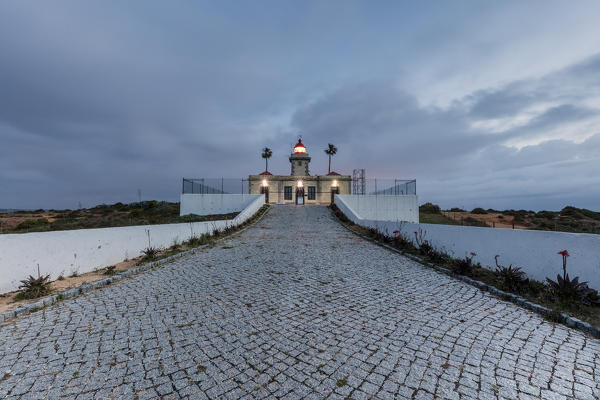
[442,211,530,229]
[0,211,59,231]
[0,256,142,314]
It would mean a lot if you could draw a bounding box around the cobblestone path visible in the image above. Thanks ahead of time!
[1,205,599,399]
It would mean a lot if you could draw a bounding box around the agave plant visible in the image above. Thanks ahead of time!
[546,250,600,305]
[18,273,52,300]
[546,274,600,306]
[452,252,476,275]
[494,255,528,293]
[142,246,160,260]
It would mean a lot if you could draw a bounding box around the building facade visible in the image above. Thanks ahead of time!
[249,139,351,205]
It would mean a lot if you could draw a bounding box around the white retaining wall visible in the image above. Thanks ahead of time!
[180,194,261,216]
[335,195,600,291]
[0,195,264,294]
[335,194,419,223]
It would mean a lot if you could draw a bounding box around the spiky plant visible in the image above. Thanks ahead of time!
[452,252,476,275]
[17,274,52,300]
[142,246,159,260]
[546,250,600,305]
[546,274,600,306]
[494,255,528,293]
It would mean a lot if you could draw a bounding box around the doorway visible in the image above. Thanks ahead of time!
[296,188,305,205]
[330,187,339,205]
[260,186,269,203]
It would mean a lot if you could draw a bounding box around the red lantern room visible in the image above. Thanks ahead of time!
[293,138,306,154]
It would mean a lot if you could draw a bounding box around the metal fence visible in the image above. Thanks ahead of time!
[182,178,416,196]
[352,179,416,196]
[182,178,249,194]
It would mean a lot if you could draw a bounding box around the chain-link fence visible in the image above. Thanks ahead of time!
[182,178,416,196]
[182,178,249,194]
[351,179,416,195]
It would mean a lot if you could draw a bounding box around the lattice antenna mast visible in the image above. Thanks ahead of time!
[352,169,366,195]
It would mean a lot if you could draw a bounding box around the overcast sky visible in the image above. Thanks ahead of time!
[1,1,600,211]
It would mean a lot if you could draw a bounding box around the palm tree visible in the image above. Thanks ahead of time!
[324,143,337,173]
[261,147,272,172]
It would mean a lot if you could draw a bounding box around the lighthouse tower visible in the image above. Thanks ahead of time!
[289,138,311,176]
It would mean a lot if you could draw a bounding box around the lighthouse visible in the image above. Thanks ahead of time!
[289,138,311,176]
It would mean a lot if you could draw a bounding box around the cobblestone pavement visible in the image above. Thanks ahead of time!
[1,205,599,399]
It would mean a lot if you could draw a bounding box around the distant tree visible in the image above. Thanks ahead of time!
[261,147,272,172]
[324,143,338,173]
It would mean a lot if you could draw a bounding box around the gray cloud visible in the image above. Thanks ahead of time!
[0,2,599,211]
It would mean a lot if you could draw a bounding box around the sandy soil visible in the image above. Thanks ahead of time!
[442,211,530,229]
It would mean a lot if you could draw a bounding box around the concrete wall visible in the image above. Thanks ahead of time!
[180,194,262,216]
[335,194,419,223]
[0,195,264,294]
[335,195,600,291]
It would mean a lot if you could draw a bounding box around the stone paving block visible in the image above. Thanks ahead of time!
[0,205,599,399]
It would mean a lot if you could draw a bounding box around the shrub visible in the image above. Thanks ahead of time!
[471,208,488,214]
[419,203,441,214]
[16,218,50,230]
[449,207,464,212]
[494,255,528,293]
[392,230,411,249]
[16,273,52,300]
[452,252,476,275]
[463,217,488,227]
[103,265,117,276]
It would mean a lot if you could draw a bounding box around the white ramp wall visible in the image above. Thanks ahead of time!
[335,194,419,223]
[335,195,600,291]
[180,194,262,216]
[0,195,264,294]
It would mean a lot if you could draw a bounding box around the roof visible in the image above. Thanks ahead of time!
[259,171,273,175]
[326,171,341,176]
[293,138,306,153]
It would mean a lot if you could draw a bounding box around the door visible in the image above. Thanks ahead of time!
[260,186,269,203]
[296,188,305,205]
[330,187,339,205]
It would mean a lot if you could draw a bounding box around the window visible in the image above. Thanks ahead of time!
[308,186,315,200]
[284,186,292,200]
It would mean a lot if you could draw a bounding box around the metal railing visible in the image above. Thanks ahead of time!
[182,177,416,196]
[351,179,416,195]
[182,178,249,194]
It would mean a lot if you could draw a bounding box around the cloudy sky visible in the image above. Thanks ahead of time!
[1,1,600,211]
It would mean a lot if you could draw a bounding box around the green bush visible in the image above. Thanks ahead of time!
[471,208,487,214]
[16,218,50,230]
[419,203,441,214]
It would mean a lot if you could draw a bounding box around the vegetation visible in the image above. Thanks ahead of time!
[452,252,476,275]
[324,143,338,174]
[419,203,461,226]
[331,206,600,327]
[494,255,528,293]
[546,251,599,306]
[261,147,272,172]
[15,270,52,300]
[1,201,239,234]
[419,203,600,234]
